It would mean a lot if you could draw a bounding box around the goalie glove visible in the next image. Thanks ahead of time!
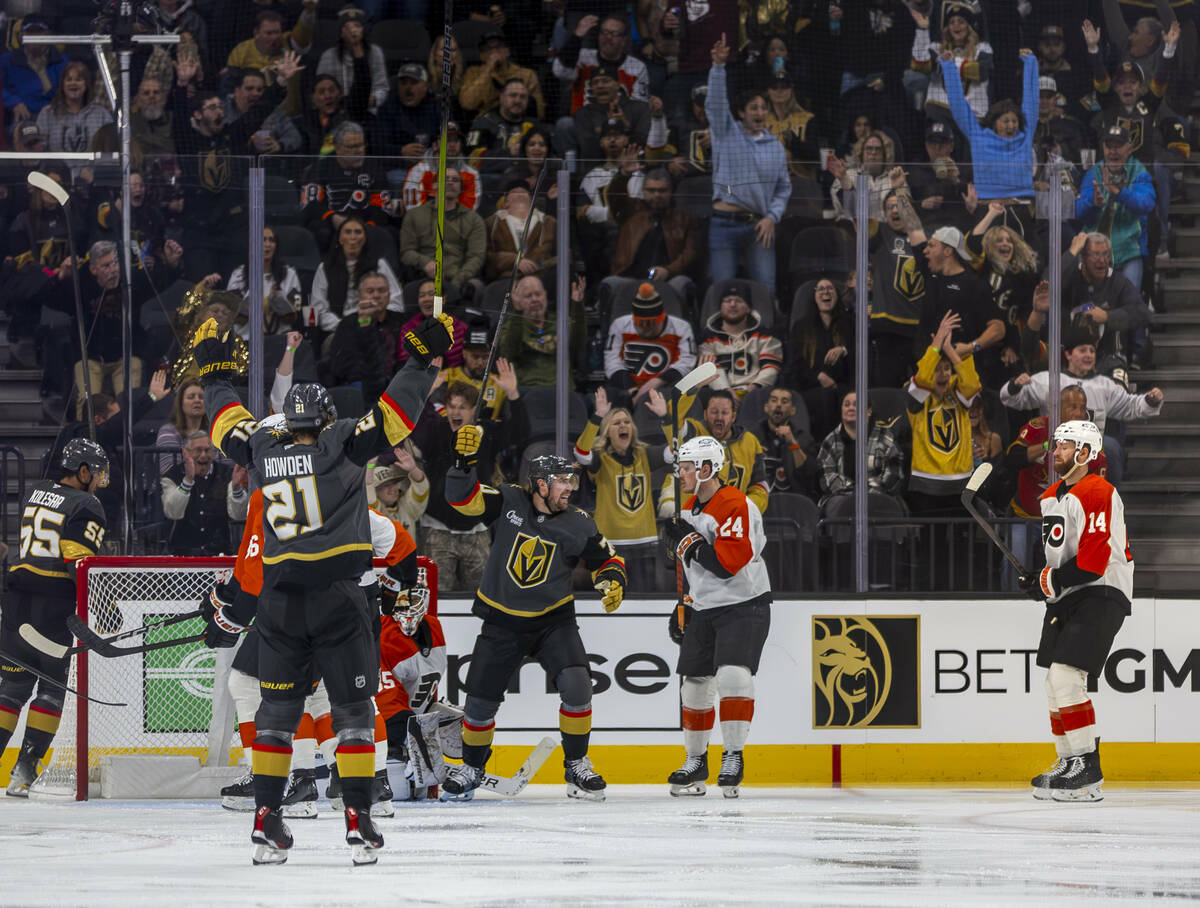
[453,424,483,470]
[1020,566,1060,601]
[190,317,239,384]
[592,564,626,613]
[662,517,704,565]
[200,583,243,648]
[402,313,456,367]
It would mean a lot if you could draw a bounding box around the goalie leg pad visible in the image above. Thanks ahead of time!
[406,712,448,789]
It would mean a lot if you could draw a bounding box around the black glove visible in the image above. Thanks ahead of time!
[663,517,703,565]
[402,313,456,367]
[667,597,693,645]
[1019,566,1059,601]
[200,583,242,648]
[191,318,239,384]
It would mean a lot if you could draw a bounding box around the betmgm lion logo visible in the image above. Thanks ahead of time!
[812,616,920,728]
[617,474,646,514]
[506,532,557,588]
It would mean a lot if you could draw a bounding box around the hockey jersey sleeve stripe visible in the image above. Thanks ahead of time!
[211,401,256,455]
[378,391,416,442]
[448,480,485,514]
[59,540,95,561]
[261,541,373,564]
[9,563,71,580]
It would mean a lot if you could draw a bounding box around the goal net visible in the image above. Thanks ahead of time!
[31,555,437,801]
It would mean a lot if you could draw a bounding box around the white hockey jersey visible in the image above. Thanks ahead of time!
[378,615,447,717]
[1039,473,1133,604]
[680,484,771,609]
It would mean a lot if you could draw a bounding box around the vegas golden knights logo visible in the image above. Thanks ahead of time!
[617,474,646,514]
[813,616,919,728]
[926,405,961,454]
[893,253,925,301]
[505,532,556,588]
[201,149,231,192]
[724,462,747,491]
[1118,116,1144,152]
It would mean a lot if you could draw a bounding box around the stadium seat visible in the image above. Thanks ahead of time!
[451,20,498,64]
[601,277,688,324]
[274,225,322,272]
[674,175,713,220]
[264,174,301,225]
[787,225,854,291]
[699,278,775,332]
[371,19,431,69]
[522,387,588,442]
[365,223,400,274]
[762,493,819,590]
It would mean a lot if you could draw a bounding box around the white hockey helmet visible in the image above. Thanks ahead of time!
[1053,419,1102,462]
[678,435,726,478]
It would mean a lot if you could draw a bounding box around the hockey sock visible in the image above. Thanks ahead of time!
[335,730,375,811]
[290,714,316,772]
[558,705,591,761]
[460,718,495,769]
[252,731,294,809]
[715,665,755,752]
[1059,701,1097,756]
[16,702,61,767]
[315,713,337,769]
[0,703,18,752]
[374,710,387,773]
[228,669,260,766]
[680,676,716,756]
[1045,663,1096,756]
[1049,710,1069,757]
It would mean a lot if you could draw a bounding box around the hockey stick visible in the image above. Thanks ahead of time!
[667,361,720,634]
[477,736,557,797]
[432,0,453,319]
[66,615,206,658]
[20,609,204,659]
[0,644,127,706]
[961,462,1030,575]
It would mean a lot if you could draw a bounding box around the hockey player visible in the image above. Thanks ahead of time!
[1,440,108,796]
[661,436,772,798]
[441,437,626,802]
[1020,420,1132,802]
[192,310,453,865]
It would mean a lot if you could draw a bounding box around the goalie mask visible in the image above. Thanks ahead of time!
[394,586,430,636]
[678,435,725,479]
[1053,419,1102,463]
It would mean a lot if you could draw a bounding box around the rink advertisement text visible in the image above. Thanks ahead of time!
[438,598,1197,744]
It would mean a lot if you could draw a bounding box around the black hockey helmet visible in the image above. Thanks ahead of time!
[61,437,110,485]
[528,454,579,491]
[283,382,336,431]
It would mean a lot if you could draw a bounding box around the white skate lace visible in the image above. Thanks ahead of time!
[680,756,704,775]
[1060,756,1086,779]
[1041,757,1067,777]
[720,752,742,776]
[568,757,599,781]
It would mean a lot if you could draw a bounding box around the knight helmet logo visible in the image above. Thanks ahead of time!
[812,616,920,728]
[505,532,556,588]
[616,473,646,513]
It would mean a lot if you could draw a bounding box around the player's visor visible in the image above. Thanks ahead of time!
[549,473,579,491]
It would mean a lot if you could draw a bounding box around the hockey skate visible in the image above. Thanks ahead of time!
[1030,757,1068,800]
[1047,748,1103,802]
[667,752,708,797]
[344,806,384,865]
[5,761,35,798]
[326,765,343,811]
[564,756,606,802]
[250,807,293,865]
[220,770,255,812]
[441,761,486,801]
[718,750,744,799]
[370,770,394,818]
[281,769,318,819]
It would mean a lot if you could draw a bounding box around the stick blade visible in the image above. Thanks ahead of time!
[18,623,69,659]
[964,461,993,494]
[674,361,718,395]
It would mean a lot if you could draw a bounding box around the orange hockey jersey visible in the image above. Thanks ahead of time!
[1039,473,1133,604]
[376,614,447,720]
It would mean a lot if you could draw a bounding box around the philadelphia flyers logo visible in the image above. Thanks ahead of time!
[1042,514,1066,548]
[622,341,671,377]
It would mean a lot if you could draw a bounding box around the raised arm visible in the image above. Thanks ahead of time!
[704,35,736,140]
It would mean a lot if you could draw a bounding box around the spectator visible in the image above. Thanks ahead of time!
[907,3,993,121]
[1004,384,1108,519]
[1033,75,1089,167]
[498,274,588,389]
[706,36,790,298]
[661,388,769,515]
[322,269,406,402]
[763,69,820,179]
[434,320,509,420]
[130,76,175,156]
[399,167,486,295]
[783,277,855,442]
[603,282,697,409]
[317,6,389,115]
[1075,125,1155,292]
[36,61,113,158]
[905,310,981,510]
[1091,12,1187,109]
[225,67,302,154]
[553,13,649,113]
[698,281,783,396]
[665,82,712,179]
[295,74,354,156]
[942,49,1039,238]
[411,377,526,592]
[155,378,207,475]
[402,122,481,212]
[1035,25,1086,113]
[968,397,1001,466]
[466,78,545,178]
[576,121,642,281]
[397,279,468,368]
[7,163,84,267]
[574,386,670,592]
[865,191,924,389]
[369,63,440,161]
[827,132,899,224]
[571,64,651,168]
[458,28,544,121]
[310,216,403,332]
[224,7,314,110]
[1000,330,1164,485]
[226,225,304,338]
[2,17,66,123]
[904,121,972,231]
[498,126,560,212]
[301,121,396,249]
[160,430,250,556]
[967,201,1042,370]
[169,289,250,387]
[817,389,904,512]
[484,180,556,282]
[606,162,699,302]
[156,0,211,75]
[749,387,819,498]
[366,451,429,542]
[91,172,170,263]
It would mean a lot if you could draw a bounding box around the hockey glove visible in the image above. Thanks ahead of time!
[200,583,243,648]
[453,424,483,470]
[593,565,626,613]
[1019,567,1059,601]
[402,313,456,368]
[190,318,239,384]
[663,517,704,565]
[668,596,694,645]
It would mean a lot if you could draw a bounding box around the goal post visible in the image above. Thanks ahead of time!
[32,555,437,801]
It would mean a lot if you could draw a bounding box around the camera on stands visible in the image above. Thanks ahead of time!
[93,0,162,35]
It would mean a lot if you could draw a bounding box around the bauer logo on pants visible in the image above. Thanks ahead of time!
[812,616,920,729]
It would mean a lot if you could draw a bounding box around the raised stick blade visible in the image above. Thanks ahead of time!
[19,623,68,658]
[27,170,70,206]
[675,361,718,395]
[965,461,993,494]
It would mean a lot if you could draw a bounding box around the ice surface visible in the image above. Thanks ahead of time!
[3,786,1199,906]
